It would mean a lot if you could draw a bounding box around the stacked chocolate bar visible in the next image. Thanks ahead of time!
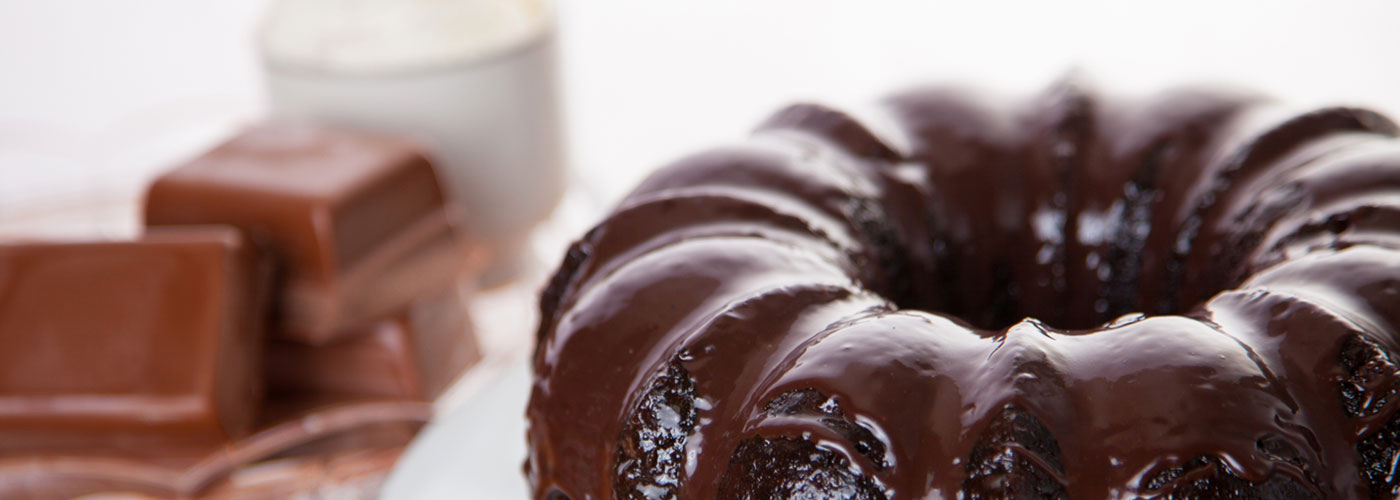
[0,124,479,465]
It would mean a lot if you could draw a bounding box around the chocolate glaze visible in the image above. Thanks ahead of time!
[528,81,1400,498]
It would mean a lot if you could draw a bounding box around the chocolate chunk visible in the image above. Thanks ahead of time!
[265,288,478,402]
[0,227,270,453]
[145,123,467,344]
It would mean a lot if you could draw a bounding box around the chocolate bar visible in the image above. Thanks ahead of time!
[0,226,270,454]
[265,288,480,403]
[144,123,468,344]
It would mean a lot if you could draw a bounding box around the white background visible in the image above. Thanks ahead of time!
[1,1,1398,497]
[2,1,1400,209]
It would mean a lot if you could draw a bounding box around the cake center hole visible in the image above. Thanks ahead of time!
[896,245,1214,332]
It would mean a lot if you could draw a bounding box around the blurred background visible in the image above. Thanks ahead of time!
[1,1,1398,497]
[3,0,1399,216]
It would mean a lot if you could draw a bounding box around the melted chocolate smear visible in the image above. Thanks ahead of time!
[961,406,1069,500]
[717,436,886,500]
[614,362,698,500]
[1142,456,1318,499]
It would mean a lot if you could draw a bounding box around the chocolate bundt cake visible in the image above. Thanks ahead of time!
[527,79,1400,499]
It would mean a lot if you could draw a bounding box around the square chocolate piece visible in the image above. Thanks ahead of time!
[0,226,270,453]
[145,123,467,344]
[266,288,480,404]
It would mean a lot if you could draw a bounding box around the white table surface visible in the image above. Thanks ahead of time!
[3,1,1400,498]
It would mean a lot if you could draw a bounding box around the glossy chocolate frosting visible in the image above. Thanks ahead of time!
[527,80,1400,499]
